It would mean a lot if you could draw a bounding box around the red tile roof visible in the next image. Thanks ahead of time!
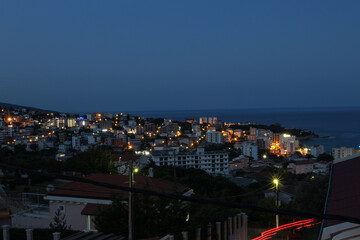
[292,160,316,165]
[112,153,140,162]
[81,203,103,216]
[48,174,189,200]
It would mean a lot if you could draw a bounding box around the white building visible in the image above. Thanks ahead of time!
[128,120,137,128]
[311,145,325,157]
[206,130,224,144]
[72,136,81,150]
[77,118,89,127]
[281,134,299,155]
[151,147,229,175]
[249,127,257,136]
[66,118,76,128]
[241,142,258,160]
[86,114,94,121]
[87,135,96,145]
[55,118,65,128]
[233,129,242,138]
[191,123,201,137]
[199,117,208,124]
[332,147,357,160]
[208,117,218,125]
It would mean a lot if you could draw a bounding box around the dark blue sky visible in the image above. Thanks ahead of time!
[1,1,360,113]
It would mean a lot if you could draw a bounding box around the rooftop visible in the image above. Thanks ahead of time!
[48,174,190,200]
[151,150,228,157]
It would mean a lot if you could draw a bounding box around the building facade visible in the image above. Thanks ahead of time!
[332,147,357,160]
[151,148,229,175]
[206,130,224,144]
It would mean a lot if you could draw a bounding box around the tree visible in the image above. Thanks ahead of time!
[50,208,71,232]
[317,153,334,162]
[65,148,116,174]
[292,175,329,213]
[94,195,128,236]
[95,194,188,239]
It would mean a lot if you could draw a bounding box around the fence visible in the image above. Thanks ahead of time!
[160,213,248,240]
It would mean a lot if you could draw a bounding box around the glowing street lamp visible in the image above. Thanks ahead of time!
[128,159,138,240]
[273,179,279,186]
[273,178,280,228]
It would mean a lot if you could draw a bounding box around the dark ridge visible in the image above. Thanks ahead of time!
[0,102,59,113]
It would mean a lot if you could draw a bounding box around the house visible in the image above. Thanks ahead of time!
[112,153,149,175]
[313,161,330,174]
[229,155,249,170]
[44,174,192,231]
[287,160,316,174]
[230,177,257,187]
[264,185,296,204]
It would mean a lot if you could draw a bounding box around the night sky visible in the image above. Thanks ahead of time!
[1,1,360,113]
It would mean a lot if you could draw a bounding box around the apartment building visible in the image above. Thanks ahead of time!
[206,129,224,144]
[151,147,229,175]
[332,147,358,160]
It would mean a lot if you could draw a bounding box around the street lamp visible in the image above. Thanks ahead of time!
[128,156,138,240]
[273,178,279,228]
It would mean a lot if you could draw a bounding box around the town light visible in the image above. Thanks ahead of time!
[134,168,139,173]
[186,212,190,222]
[273,179,279,186]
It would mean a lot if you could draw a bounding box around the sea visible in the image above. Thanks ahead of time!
[128,107,360,152]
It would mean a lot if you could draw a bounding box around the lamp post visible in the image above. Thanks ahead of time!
[273,179,279,228]
[128,157,139,240]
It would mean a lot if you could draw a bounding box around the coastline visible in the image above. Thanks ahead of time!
[126,108,360,150]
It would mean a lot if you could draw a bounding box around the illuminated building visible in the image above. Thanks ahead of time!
[241,142,258,160]
[151,147,229,175]
[332,147,357,160]
[270,133,299,156]
[208,117,218,125]
[199,117,208,124]
[66,118,76,128]
[206,129,224,144]
[144,123,156,133]
[185,118,196,124]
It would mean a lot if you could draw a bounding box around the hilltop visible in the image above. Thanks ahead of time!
[0,102,58,113]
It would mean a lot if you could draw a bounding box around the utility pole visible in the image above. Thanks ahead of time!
[173,151,176,178]
[128,156,135,240]
[274,179,279,228]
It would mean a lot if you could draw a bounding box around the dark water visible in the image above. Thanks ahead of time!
[129,107,360,152]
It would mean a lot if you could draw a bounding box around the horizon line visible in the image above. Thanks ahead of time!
[2,101,360,115]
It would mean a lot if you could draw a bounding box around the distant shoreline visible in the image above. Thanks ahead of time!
[300,135,330,141]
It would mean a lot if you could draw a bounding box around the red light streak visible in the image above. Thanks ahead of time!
[252,219,320,240]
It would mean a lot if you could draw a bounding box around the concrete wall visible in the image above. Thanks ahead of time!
[12,211,50,229]
[49,202,88,231]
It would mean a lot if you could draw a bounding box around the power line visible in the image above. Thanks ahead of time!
[219,183,272,200]
[0,163,359,225]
